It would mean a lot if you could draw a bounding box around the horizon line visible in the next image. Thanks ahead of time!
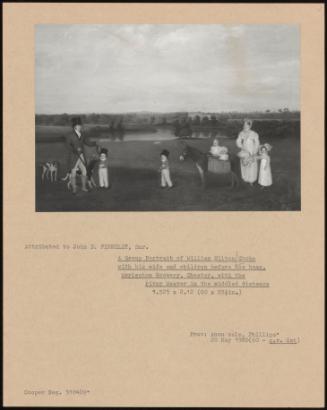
[35,109,301,115]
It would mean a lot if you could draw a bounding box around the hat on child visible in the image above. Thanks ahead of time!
[259,143,272,152]
[100,148,108,155]
[160,149,170,158]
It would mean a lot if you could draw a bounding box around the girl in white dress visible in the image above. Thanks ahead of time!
[257,144,272,188]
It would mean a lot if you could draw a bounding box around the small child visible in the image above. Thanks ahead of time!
[209,138,229,159]
[159,149,173,189]
[98,148,110,189]
[257,143,272,188]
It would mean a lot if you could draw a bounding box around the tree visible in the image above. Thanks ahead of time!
[173,119,181,136]
[192,115,201,125]
[53,114,69,126]
[210,115,218,126]
[201,116,210,126]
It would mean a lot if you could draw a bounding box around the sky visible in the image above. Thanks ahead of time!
[35,24,300,114]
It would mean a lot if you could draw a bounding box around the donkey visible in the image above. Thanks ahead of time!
[179,143,239,189]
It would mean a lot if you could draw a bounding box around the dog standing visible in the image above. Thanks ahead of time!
[61,159,98,191]
[40,161,59,182]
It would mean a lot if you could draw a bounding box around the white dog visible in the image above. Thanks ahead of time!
[40,161,59,182]
[61,172,73,190]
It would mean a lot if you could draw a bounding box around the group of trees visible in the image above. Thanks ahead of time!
[35,113,125,127]
[35,109,300,127]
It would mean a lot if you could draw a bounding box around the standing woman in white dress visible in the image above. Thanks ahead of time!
[236,119,260,185]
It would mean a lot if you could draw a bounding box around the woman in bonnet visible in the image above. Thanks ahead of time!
[236,119,260,185]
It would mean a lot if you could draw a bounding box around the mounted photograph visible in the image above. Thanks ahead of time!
[35,24,300,211]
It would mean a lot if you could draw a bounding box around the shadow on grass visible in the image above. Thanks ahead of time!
[36,165,300,212]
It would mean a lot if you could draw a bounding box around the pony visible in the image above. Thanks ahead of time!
[179,142,239,189]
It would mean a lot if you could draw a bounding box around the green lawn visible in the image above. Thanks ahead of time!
[35,126,300,211]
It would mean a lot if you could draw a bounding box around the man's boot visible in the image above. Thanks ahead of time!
[71,175,77,195]
[81,175,89,192]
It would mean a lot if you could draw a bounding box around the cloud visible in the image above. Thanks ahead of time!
[35,24,300,113]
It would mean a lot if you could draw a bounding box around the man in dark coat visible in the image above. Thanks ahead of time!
[65,117,99,194]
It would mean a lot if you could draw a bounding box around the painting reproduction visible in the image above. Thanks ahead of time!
[35,24,300,211]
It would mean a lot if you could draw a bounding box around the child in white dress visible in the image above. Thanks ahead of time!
[209,138,229,160]
[257,144,272,188]
[159,150,173,189]
[98,148,110,189]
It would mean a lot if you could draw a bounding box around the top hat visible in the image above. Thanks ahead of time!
[100,148,108,155]
[160,149,170,158]
[71,116,82,128]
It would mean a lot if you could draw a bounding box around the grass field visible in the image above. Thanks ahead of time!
[35,125,300,212]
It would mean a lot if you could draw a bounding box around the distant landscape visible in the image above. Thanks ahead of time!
[36,109,300,127]
[35,109,300,212]
[36,109,300,141]
[35,25,300,212]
